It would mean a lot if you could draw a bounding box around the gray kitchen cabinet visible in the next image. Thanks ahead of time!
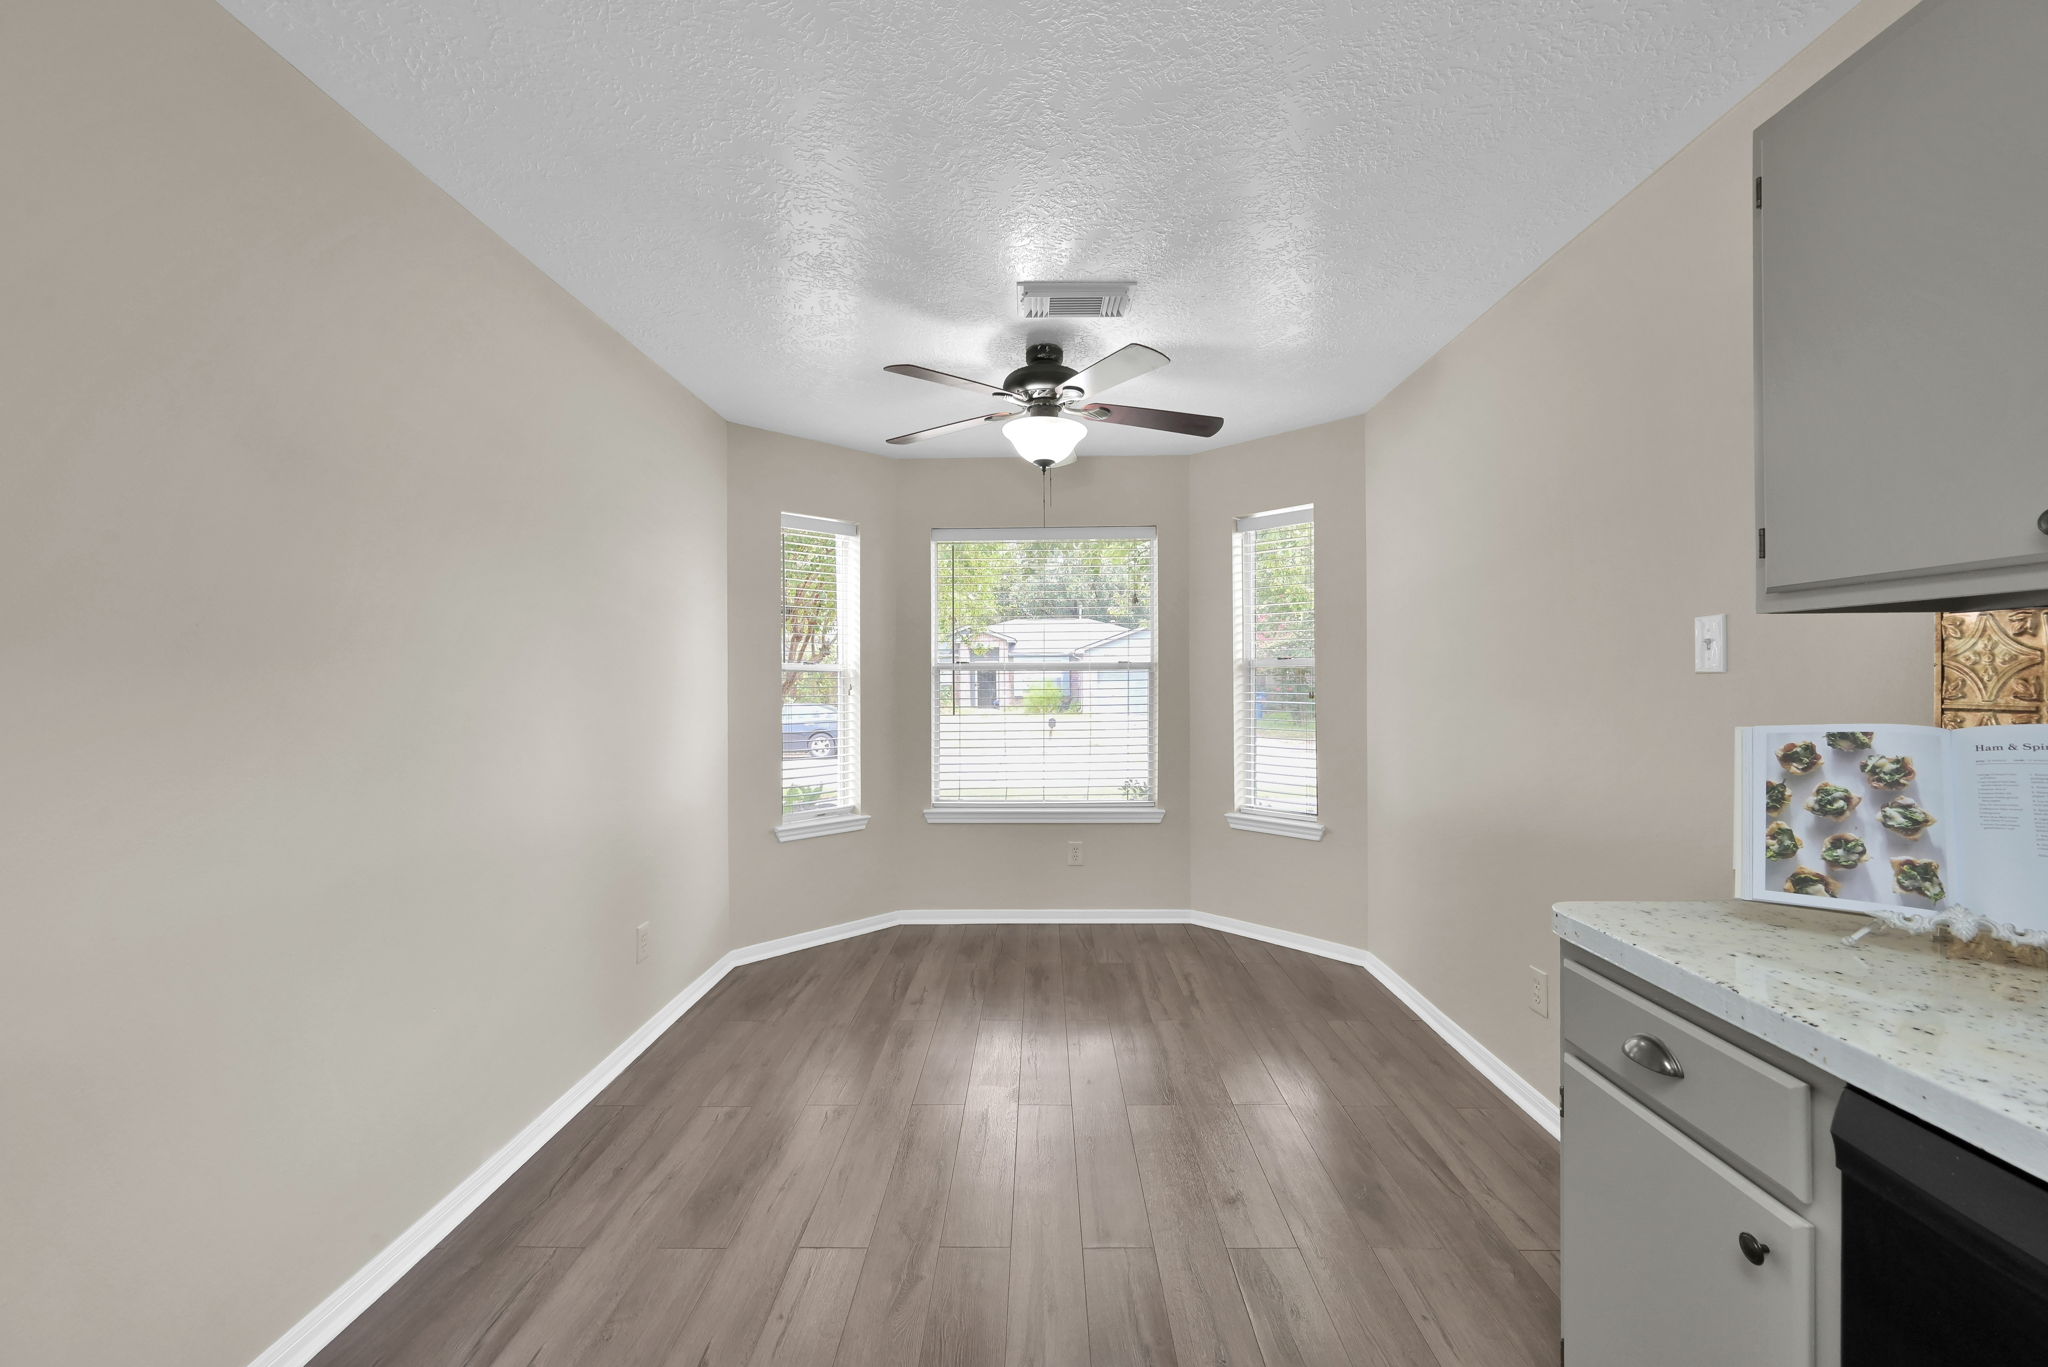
[1563,1055,1816,1366]
[1756,0,2048,611]
[1561,961,1813,1202]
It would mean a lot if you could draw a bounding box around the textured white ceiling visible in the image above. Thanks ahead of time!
[219,0,1856,458]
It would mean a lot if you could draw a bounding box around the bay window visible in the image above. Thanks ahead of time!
[928,527,1161,823]
[777,513,865,839]
[1229,505,1321,838]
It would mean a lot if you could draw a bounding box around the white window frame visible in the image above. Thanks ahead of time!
[926,525,1164,825]
[1229,505,1323,840]
[776,512,868,841]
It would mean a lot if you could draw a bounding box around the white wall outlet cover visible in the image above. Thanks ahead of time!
[1528,966,1550,1018]
[1066,841,1085,867]
[1694,613,1729,673]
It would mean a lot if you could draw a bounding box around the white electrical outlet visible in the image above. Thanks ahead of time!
[1067,841,1084,867]
[1528,966,1550,1018]
[635,922,651,964]
[1694,613,1728,673]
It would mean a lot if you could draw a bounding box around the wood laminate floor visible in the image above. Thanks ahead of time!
[311,924,1559,1367]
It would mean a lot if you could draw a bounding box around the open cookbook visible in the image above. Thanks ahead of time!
[1738,724,2048,937]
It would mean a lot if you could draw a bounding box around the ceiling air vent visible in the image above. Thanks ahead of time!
[1017,280,1133,319]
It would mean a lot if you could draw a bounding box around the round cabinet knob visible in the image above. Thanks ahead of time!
[2038,509,2048,536]
[1739,1232,1771,1266]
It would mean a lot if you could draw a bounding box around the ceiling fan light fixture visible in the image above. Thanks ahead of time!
[1002,409,1086,468]
[883,343,1220,452]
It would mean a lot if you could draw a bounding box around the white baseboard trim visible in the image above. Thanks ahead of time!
[1189,911,1561,1139]
[725,911,900,963]
[248,943,743,1367]
[251,904,1552,1367]
[896,908,1197,924]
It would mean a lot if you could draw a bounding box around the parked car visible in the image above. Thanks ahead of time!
[781,703,839,758]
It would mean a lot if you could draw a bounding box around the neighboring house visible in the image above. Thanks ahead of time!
[1073,626,1150,715]
[943,618,1151,713]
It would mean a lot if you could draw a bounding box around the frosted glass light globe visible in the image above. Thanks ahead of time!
[1002,413,1086,467]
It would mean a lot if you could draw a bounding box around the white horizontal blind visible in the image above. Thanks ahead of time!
[932,528,1157,808]
[782,514,859,822]
[1234,507,1316,816]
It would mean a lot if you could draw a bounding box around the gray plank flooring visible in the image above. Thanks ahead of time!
[311,924,1558,1366]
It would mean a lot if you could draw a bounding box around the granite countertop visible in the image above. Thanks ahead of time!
[1554,899,2048,1179]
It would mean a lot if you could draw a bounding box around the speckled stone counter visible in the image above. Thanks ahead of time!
[1554,899,2048,1179]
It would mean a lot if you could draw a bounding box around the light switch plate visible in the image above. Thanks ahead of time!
[1694,614,1728,673]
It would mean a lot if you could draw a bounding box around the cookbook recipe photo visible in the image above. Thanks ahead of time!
[1738,723,2048,936]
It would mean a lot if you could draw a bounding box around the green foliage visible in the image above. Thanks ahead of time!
[935,537,1154,654]
[1021,680,1075,714]
[782,783,828,814]
[782,528,841,698]
[782,670,840,707]
[1245,523,1315,659]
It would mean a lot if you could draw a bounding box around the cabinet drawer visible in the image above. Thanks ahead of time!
[1563,961,1812,1201]
[1563,1057,1814,1367]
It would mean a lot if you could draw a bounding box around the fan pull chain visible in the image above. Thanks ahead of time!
[1041,464,1052,526]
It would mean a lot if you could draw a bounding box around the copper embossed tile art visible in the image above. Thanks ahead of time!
[1938,611,2046,728]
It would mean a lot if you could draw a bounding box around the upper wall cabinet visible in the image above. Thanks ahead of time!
[1756,0,2048,612]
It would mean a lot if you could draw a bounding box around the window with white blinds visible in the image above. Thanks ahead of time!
[780,513,860,830]
[929,527,1161,822]
[1233,506,1318,832]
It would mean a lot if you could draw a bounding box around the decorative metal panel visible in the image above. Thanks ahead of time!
[1937,610,2046,728]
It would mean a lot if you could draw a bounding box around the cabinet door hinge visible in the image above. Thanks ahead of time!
[1754,176,1763,209]
[1758,527,1768,559]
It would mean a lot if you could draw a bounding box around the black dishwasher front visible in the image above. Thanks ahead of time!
[1833,1088,2048,1365]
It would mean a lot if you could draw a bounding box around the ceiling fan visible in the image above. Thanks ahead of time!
[883,342,1224,468]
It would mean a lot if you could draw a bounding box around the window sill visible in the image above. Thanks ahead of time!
[1225,809,1325,841]
[924,806,1167,825]
[774,812,872,842]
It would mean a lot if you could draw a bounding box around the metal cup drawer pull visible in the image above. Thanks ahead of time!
[1621,1032,1685,1079]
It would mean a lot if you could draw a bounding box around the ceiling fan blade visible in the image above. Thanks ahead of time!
[1074,402,1223,438]
[885,411,1013,446]
[1063,343,1169,397]
[884,363,1012,398]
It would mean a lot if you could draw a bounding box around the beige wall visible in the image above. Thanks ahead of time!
[728,449,1194,919]
[1187,420,1368,933]
[728,428,902,942]
[735,0,1921,1122]
[1350,0,1927,1100]
[881,457,1193,910]
[1,4,729,1365]
[8,0,1949,1361]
